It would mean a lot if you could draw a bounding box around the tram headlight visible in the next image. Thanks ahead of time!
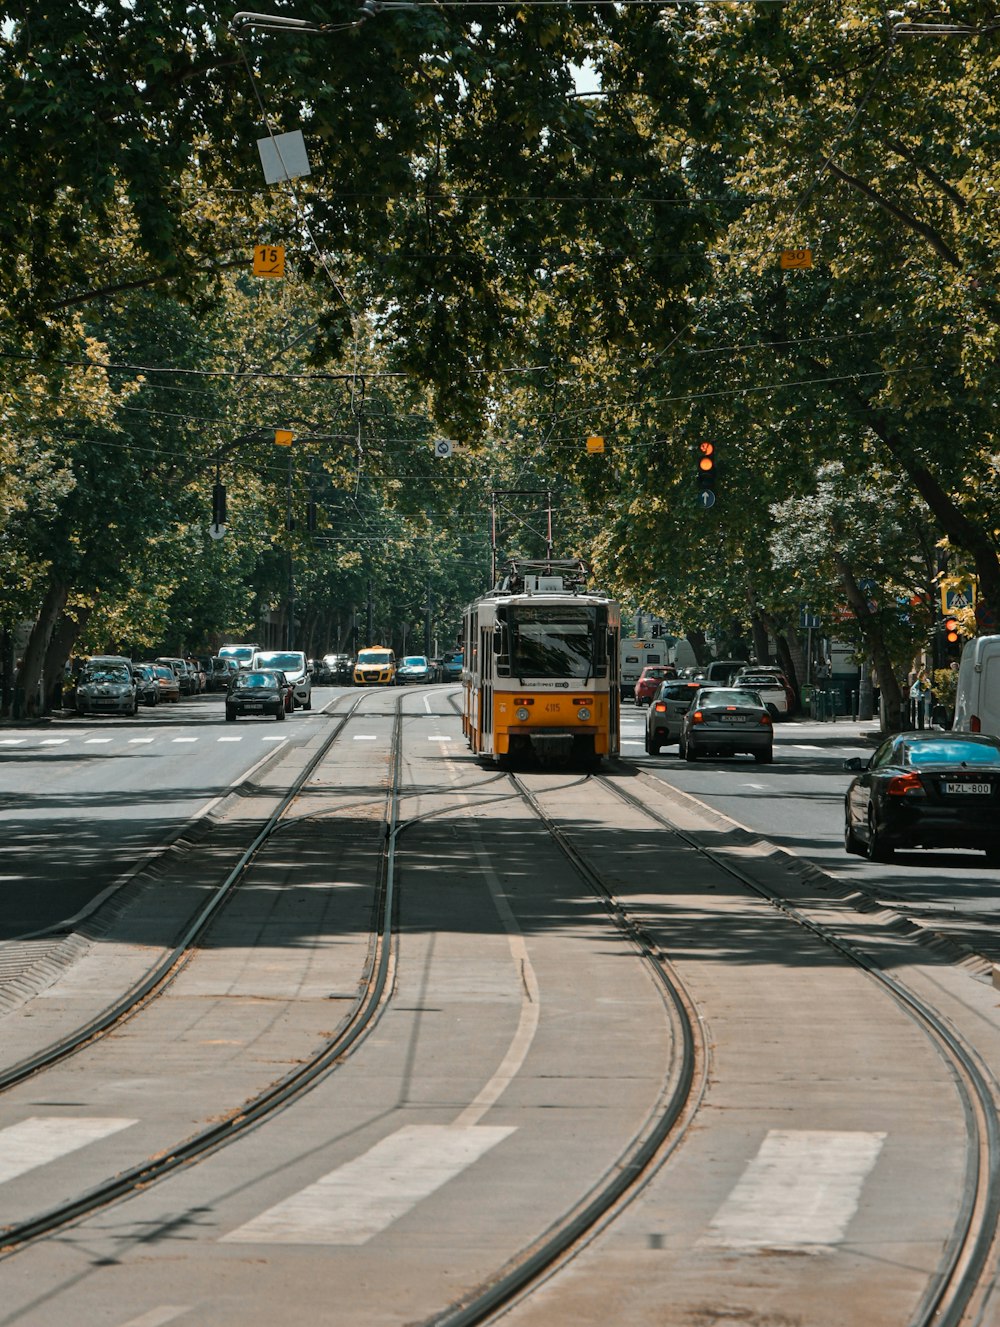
[577,707,591,721]
[516,707,530,722]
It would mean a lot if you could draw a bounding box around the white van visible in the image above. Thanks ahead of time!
[952,635,1000,736]
[251,649,312,709]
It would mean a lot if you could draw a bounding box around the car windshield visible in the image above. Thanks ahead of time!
[739,676,779,687]
[254,652,302,671]
[240,672,277,689]
[84,667,129,683]
[699,689,762,708]
[503,604,605,680]
[903,739,1000,767]
[220,646,256,663]
[403,657,427,667]
[358,650,393,664]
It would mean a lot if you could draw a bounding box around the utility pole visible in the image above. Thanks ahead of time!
[366,578,374,645]
[424,579,432,656]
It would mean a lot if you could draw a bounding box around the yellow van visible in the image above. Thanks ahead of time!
[353,646,397,686]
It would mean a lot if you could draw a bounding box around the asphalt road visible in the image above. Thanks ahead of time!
[0,689,333,940]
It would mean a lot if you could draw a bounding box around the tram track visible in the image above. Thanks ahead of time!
[0,689,407,1256]
[591,768,1000,1327]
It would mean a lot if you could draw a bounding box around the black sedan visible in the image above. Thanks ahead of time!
[225,670,287,722]
[678,687,773,763]
[844,732,1000,864]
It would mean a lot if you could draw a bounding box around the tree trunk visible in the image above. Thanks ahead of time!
[750,611,771,665]
[14,580,69,718]
[685,629,709,667]
[42,605,92,713]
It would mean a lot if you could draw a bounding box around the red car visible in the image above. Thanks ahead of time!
[634,664,678,706]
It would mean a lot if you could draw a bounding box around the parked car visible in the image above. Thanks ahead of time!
[679,686,774,763]
[397,655,432,684]
[729,670,789,718]
[76,663,138,717]
[207,656,239,691]
[251,650,312,709]
[844,732,1000,864]
[152,663,181,703]
[186,657,207,693]
[156,657,197,695]
[645,680,703,754]
[225,670,287,722]
[702,659,749,685]
[634,664,678,707]
[132,663,161,707]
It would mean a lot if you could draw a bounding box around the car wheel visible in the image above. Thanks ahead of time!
[866,809,894,862]
[684,741,698,762]
[753,748,773,763]
[844,817,864,856]
[304,698,312,710]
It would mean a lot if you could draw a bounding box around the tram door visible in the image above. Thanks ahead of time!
[479,626,493,751]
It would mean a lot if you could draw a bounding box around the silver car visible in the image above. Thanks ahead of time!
[645,680,703,754]
[76,664,138,717]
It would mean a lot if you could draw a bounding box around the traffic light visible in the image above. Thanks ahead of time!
[944,616,962,657]
[211,482,227,527]
[698,442,715,486]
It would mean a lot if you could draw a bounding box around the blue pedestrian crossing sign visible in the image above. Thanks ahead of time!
[697,490,716,509]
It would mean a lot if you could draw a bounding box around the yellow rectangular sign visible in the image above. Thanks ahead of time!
[780,248,813,270]
[253,244,285,278]
[586,435,605,453]
[274,429,294,447]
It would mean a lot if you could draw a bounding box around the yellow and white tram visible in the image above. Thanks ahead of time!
[461,559,621,766]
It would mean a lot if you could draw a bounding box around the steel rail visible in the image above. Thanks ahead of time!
[599,770,1000,1327]
[0,695,406,1256]
[419,768,705,1327]
[0,688,369,1093]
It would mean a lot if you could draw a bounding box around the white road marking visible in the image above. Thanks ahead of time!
[171,737,198,743]
[354,735,378,741]
[423,696,433,713]
[128,738,155,744]
[84,738,112,745]
[223,1124,515,1245]
[427,735,452,741]
[622,739,644,746]
[261,736,286,742]
[117,1310,189,1327]
[0,1117,137,1185]
[743,782,768,790]
[790,743,823,751]
[703,1129,885,1251]
[40,739,68,746]
[218,736,242,742]
[0,738,25,745]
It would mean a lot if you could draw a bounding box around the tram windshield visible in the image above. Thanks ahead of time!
[501,604,606,680]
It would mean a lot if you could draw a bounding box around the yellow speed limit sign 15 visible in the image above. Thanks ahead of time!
[253,245,286,278]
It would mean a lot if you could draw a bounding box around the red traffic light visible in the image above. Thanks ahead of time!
[945,617,960,644]
[698,441,715,473]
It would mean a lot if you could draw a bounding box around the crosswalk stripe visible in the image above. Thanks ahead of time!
[0,1116,137,1185]
[703,1130,885,1250]
[223,1124,515,1246]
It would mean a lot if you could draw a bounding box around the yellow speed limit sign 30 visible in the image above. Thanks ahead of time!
[253,245,286,278]
[780,248,813,270]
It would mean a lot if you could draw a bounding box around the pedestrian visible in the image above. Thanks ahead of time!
[910,668,933,730]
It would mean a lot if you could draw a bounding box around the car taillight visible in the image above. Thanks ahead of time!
[759,713,772,726]
[654,702,667,713]
[971,715,981,733]
[887,773,925,797]
[691,710,704,724]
